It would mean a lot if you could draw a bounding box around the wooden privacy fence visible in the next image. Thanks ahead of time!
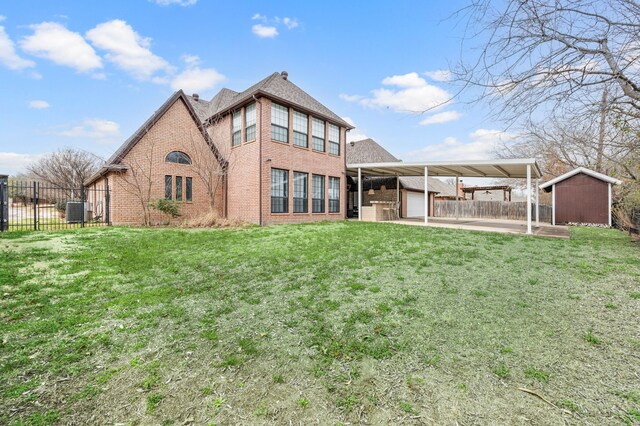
[434,200,552,222]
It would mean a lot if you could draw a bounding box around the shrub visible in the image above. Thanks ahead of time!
[150,198,181,219]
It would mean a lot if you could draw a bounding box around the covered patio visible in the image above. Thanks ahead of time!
[346,158,545,235]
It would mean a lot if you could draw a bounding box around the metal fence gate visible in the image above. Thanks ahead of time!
[0,175,110,232]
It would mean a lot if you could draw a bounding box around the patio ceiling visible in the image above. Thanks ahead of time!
[346,158,542,179]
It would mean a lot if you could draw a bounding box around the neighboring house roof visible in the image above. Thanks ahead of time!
[185,94,212,122]
[399,176,458,196]
[540,167,623,192]
[85,90,224,186]
[346,138,400,164]
[205,72,354,129]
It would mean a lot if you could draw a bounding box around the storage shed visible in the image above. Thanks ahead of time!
[540,167,622,226]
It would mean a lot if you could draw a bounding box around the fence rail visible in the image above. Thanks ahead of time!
[0,176,110,232]
[434,200,552,222]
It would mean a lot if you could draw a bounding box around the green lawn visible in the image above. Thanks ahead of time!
[1,222,639,425]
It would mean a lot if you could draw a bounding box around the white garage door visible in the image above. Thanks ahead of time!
[406,191,425,218]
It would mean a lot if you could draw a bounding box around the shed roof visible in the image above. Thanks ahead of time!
[540,167,623,192]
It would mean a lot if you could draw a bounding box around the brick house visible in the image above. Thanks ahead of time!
[86,71,354,225]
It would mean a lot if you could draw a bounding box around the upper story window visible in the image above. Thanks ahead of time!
[165,151,192,165]
[328,124,340,156]
[232,110,242,146]
[292,111,308,148]
[245,103,256,142]
[312,118,325,152]
[271,103,289,143]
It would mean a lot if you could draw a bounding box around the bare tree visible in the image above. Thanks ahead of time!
[455,0,640,122]
[27,148,102,194]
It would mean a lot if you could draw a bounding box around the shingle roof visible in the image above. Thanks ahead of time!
[399,176,458,196]
[206,72,353,129]
[185,94,212,122]
[345,138,400,164]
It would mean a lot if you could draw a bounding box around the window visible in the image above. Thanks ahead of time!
[271,103,289,142]
[312,118,325,151]
[293,172,308,213]
[329,177,340,213]
[176,176,183,201]
[164,175,172,200]
[186,177,192,202]
[232,110,242,146]
[245,103,256,142]
[165,151,191,164]
[292,110,308,148]
[328,124,340,155]
[271,168,289,213]
[312,174,325,213]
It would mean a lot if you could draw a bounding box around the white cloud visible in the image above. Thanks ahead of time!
[359,72,452,113]
[339,93,363,102]
[0,152,42,176]
[252,24,278,38]
[58,118,120,144]
[342,116,369,142]
[402,129,516,162]
[251,13,267,22]
[282,17,299,29]
[423,70,452,82]
[171,64,225,94]
[20,22,102,72]
[151,0,197,5]
[419,110,461,125]
[0,25,35,70]
[86,19,172,80]
[0,16,6,22]
[29,100,50,109]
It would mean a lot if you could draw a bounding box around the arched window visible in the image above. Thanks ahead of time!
[165,151,192,165]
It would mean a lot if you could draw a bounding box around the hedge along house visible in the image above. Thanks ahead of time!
[85,71,353,225]
[540,167,622,226]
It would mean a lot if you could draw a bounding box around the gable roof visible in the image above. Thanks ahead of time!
[206,72,354,129]
[346,138,400,164]
[85,90,225,185]
[540,167,623,192]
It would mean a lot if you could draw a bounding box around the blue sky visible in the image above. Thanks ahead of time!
[0,0,515,176]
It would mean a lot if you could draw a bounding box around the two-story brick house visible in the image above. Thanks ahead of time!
[86,71,354,225]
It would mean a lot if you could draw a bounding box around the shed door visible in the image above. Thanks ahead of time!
[406,191,425,218]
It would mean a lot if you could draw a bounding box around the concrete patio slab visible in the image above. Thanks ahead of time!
[389,217,570,238]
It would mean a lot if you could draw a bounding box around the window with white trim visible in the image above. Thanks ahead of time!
[245,103,256,142]
[328,124,340,155]
[271,103,289,143]
[232,110,241,146]
[312,117,325,151]
[292,111,308,148]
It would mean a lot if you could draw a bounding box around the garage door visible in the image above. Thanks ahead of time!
[406,191,425,218]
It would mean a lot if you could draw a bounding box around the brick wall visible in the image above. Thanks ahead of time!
[89,98,224,225]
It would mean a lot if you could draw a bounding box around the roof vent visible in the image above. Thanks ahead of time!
[192,93,199,101]
[281,71,288,80]
[350,141,355,146]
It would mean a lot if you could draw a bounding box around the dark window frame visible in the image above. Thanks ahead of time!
[165,151,192,165]
[328,124,340,156]
[312,174,325,213]
[185,177,192,202]
[329,176,340,213]
[271,103,289,143]
[312,117,325,152]
[164,175,172,200]
[245,102,256,142]
[176,176,183,201]
[232,110,242,147]
[292,110,308,148]
[271,168,289,213]
[293,171,309,213]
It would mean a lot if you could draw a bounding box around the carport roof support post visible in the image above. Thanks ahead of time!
[424,166,429,224]
[526,164,532,234]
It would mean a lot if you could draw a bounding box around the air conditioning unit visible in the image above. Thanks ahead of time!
[66,201,90,223]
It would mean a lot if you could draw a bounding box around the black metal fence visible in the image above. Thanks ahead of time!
[0,175,110,232]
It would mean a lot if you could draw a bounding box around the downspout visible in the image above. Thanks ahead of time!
[254,95,263,226]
